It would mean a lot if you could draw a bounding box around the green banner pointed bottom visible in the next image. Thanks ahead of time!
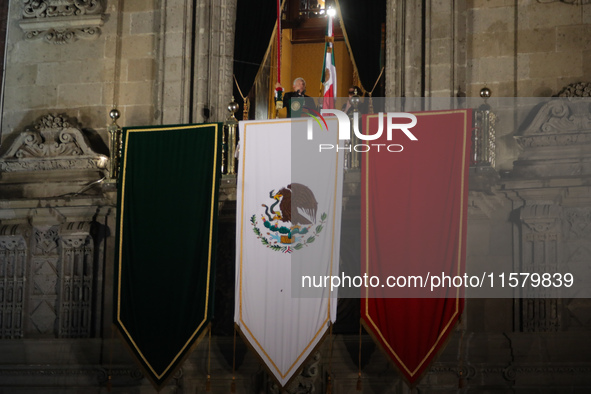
[114,123,221,389]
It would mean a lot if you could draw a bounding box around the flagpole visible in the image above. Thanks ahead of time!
[276,0,281,85]
[274,0,284,114]
[322,7,337,110]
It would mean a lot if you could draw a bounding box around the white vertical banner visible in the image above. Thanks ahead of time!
[235,117,344,387]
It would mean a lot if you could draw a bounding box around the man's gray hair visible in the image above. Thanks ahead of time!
[293,77,306,87]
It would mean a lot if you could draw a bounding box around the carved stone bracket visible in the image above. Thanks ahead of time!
[0,113,108,173]
[520,204,561,240]
[517,100,591,139]
[556,82,591,97]
[19,0,104,44]
[512,97,591,178]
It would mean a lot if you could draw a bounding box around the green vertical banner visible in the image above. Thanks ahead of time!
[114,123,221,389]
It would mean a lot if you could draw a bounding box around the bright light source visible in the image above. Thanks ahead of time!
[327,7,336,17]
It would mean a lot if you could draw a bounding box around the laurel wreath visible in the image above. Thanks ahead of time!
[251,213,327,253]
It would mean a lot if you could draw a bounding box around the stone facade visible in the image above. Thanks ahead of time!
[0,0,590,393]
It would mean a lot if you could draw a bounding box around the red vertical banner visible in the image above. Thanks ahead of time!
[361,110,471,385]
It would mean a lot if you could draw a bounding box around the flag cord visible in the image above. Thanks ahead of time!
[233,74,246,102]
[368,67,385,96]
[233,74,250,120]
[367,67,384,114]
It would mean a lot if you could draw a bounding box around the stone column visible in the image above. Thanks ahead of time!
[154,0,236,124]
[191,0,237,123]
[504,96,591,332]
[385,0,467,99]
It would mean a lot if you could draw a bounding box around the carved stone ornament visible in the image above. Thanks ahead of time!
[515,98,591,148]
[19,0,104,44]
[0,113,108,173]
[556,82,591,98]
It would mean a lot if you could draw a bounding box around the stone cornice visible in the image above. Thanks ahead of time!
[0,113,108,174]
[19,1,104,44]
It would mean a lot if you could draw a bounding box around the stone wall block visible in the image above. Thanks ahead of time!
[124,0,158,13]
[526,2,581,30]
[583,50,591,79]
[119,82,153,107]
[127,58,156,82]
[165,2,189,34]
[123,105,155,127]
[163,81,183,108]
[470,31,515,58]
[467,0,515,8]
[164,57,183,82]
[516,79,557,97]
[428,64,453,91]
[528,51,582,79]
[130,11,159,36]
[517,28,556,54]
[164,32,184,58]
[556,24,591,52]
[57,83,104,108]
[469,56,515,84]
[470,7,515,34]
[4,86,58,111]
[121,35,155,59]
[4,64,37,87]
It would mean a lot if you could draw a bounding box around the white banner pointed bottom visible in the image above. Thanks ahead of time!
[235,117,344,387]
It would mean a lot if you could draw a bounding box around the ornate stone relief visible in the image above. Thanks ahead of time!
[19,0,104,44]
[516,100,591,142]
[58,221,94,338]
[29,226,60,335]
[519,205,562,331]
[564,207,591,240]
[512,94,591,178]
[556,82,591,98]
[0,225,29,339]
[0,221,101,338]
[0,113,108,173]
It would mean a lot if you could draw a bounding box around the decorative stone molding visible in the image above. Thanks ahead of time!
[556,82,591,97]
[512,99,591,178]
[58,221,94,338]
[517,100,591,138]
[0,113,108,173]
[19,0,104,44]
[0,224,29,339]
[520,204,561,241]
[564,207,591,239]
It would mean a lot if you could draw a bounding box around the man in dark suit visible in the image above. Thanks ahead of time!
[277,77,317,118]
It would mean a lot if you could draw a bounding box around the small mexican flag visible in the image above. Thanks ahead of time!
[321,15,337,110]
